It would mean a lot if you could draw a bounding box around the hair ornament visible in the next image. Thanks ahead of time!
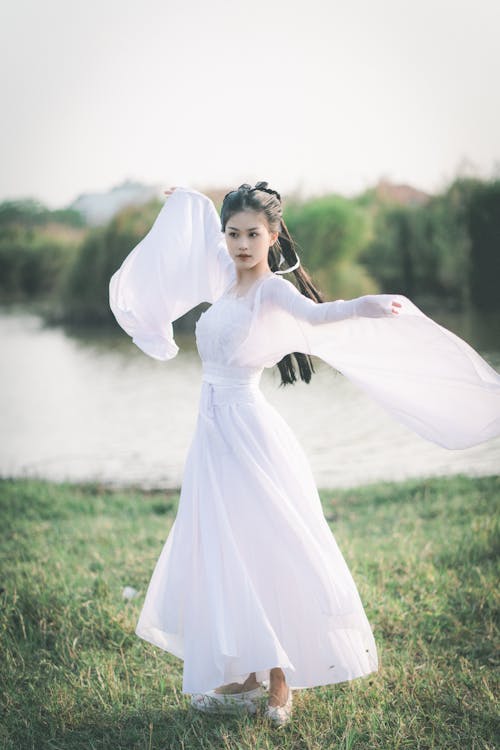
[250,185,282,203]
[274,250,301,275]
[222,182,282,204]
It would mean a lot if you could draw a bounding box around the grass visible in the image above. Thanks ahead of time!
[0,473,498,750]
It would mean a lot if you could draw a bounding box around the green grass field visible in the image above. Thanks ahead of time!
[0,474,498,750]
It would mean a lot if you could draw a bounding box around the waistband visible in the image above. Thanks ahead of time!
[201,362,263,387]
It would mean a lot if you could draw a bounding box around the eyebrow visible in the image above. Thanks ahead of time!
[227,226,260,231]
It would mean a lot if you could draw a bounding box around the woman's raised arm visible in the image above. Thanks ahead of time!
[109,187,235,360]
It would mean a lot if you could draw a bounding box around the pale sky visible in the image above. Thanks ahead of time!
[1,0,499,208]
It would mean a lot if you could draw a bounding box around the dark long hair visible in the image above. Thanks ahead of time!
[220,181,326,387]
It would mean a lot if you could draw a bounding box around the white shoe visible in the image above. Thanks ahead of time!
[190,684,266,715]
[264,685,293,726]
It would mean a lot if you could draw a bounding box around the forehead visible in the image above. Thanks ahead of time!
[226,210,268,230]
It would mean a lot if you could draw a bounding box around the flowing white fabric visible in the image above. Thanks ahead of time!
[109,187,500,694]
[109,187,235,360]
[233,278,500,449]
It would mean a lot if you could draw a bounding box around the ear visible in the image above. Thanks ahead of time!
[270,230,279,245]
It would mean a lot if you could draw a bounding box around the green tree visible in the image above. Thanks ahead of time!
[59,199,163,324]
[284,194,378,298]
[358,178,491,311]
[0,199,85,302]
[0,199,85,229]
[466,179,500,311]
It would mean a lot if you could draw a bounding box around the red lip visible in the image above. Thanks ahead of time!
[238,254,251,258]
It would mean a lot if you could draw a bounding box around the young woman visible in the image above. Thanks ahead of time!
[109,182,500,726]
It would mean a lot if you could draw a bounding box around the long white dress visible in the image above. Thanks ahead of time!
[109,187,500,695]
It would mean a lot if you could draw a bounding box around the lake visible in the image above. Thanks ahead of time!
[1,306,499,490]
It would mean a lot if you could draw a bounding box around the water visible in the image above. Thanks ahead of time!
[1,308,499,490]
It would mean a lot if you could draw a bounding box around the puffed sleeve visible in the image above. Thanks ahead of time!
[229,275,500,450]
[109,187,236,360]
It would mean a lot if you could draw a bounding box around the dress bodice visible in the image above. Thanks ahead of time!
[195,293,265,397]
[195,275,272,367]
[195,296,253,366]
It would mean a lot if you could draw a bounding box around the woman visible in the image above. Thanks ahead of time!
[109,182,500,726]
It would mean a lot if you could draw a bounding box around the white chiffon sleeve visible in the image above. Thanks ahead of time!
[230,275,500,450]
[109,187,235,360]
[268,276,396,323]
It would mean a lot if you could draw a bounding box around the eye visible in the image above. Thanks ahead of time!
[228,231,238,237]
[250,232,259,237]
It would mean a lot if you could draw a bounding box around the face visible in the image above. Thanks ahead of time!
[224,210,279,275]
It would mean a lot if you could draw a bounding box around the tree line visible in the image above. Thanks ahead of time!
[0,177,498,328]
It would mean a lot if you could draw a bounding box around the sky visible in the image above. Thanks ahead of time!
[1,0,499,208]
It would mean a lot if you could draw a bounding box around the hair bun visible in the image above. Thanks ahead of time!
[222,182,282,205]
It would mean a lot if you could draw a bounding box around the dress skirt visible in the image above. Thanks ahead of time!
[135,363,378,695]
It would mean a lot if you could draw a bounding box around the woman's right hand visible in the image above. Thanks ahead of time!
[354,295,402,317]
